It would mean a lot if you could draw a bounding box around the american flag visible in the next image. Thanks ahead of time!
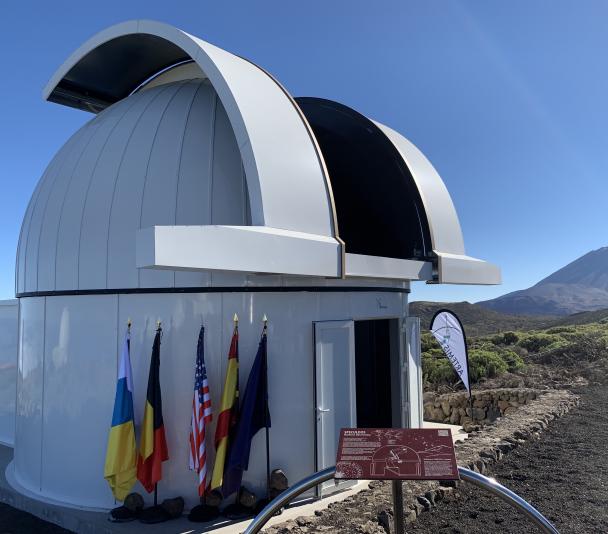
[189,325,213,496]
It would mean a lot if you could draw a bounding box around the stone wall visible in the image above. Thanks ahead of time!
[423,388,540,426]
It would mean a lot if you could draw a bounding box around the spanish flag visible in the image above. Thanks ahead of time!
[104,329,137,501]
[210,324,239,493]
[137,328,169,493]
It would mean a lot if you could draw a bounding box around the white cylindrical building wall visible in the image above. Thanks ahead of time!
[14,289,409,510]
[0,300,18,446]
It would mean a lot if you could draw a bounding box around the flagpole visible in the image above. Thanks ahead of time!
[262,314,270,501]
[233,313,239,507]
[154,320,161,508]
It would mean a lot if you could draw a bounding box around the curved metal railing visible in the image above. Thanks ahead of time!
[243,466,559,534]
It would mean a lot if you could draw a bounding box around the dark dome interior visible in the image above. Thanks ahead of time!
[296,97,431,261]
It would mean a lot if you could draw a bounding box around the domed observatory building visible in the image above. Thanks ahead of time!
[11,21,499,511]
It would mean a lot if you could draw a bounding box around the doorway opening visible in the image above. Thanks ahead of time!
[354,319,401,428]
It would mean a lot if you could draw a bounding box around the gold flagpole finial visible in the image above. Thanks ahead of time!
[233,313,239,325]
[262,314,268,328]
[156,319,162,330]
[127,318,132,329]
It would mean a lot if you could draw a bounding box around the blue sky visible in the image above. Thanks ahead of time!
[0,1,606,302]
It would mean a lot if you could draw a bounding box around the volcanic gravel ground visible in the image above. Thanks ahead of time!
[410,384,608,533]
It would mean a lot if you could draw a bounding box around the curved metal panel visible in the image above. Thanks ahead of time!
[373,123,500,284]
[43,20,335,238]
[18,79,251,292]
[105,83,183,290]
[23,135,78,292]
[37,122,101,291]
[373,122,466,256]
[78,85,163,290]
[138,81,201,289]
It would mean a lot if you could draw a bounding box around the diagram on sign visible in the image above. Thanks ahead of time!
[335,428,459,481]
[370,445,421,477]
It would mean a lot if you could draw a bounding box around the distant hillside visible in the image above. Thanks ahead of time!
[409,301,550,337]
[478,247,608,316]
[549,307,608,327]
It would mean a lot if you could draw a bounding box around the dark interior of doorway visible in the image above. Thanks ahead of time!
[355,319,398,428]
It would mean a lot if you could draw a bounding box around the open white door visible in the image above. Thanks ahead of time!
[314,320,356,496]
[405,316,423,428]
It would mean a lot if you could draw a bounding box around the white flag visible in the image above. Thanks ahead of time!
[430,310,471,393]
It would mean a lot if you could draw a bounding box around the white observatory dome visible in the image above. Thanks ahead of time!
[16,79,249,294]
[8,20,501,515]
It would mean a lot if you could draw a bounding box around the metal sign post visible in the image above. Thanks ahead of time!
[335,428,460,533]
[392,480,405,533]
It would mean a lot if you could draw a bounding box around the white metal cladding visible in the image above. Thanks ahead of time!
[13,290,407,510]
[0,299,18,446]
[29,19,500,288]
[43,20,336,240]
[16,79,250,294]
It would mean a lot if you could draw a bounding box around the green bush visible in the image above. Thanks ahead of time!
[500,349,525,372]
[468,349,508,382]
[422,354,455,385]
[517,333,559,352]
[421,332,440,352]
[491,331,519,346]
[545,326,576,335]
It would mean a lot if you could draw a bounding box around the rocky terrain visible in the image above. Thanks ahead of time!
[265,389,580,533]
[410,383,608,533]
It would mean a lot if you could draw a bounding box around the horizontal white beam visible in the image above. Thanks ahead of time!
[136,225,341,277]
[436,252,501,285]
[345,253,432,281]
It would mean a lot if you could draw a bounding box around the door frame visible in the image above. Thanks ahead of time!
[313,320,356,496]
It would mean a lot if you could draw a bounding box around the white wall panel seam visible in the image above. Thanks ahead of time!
[16,175,45,293]
[21,142,72,292]
[39,296,46,491]
[42,122,102,291]
[52,121,105,291]
[15,185,44,293]
[137,82,190,288]
[26,134,82,292]
[208,93,217,288]
[138,80,200,289]
[208,92,218,227]
[243,162,250,225]
[171,81,204,288]
[104,85,176,289]
[109,82,186,290]
[76,96,144,289]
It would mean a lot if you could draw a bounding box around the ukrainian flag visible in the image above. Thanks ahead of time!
[104,330,137,501]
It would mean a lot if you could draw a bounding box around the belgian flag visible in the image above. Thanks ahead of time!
[137,327,169,493]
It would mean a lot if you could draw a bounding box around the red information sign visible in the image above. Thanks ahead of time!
[335,428,459,481]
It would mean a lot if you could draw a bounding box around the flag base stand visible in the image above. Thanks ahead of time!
[139,493,185,524]
[139,505,172,524]
[108,505,139,523]
[188,504,220,523]
[222,502,256,521]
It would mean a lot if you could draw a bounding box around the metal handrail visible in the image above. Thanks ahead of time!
[243,466,559,534]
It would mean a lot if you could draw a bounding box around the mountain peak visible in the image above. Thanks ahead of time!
[478,246,608,316]
[536,247,608,290]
